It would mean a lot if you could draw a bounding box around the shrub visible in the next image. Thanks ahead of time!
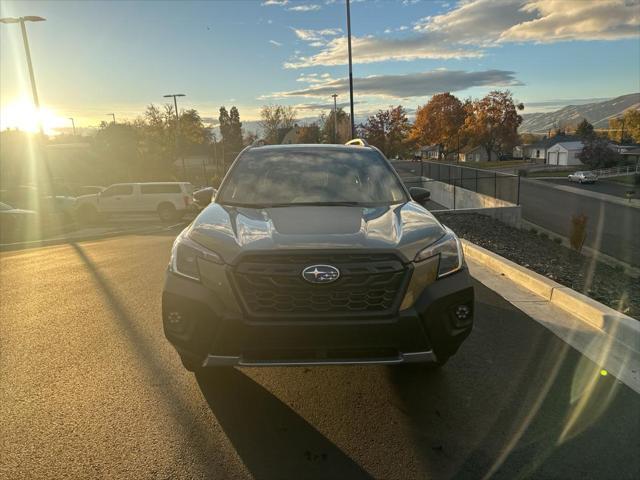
[569,214,588,252]
[553,237,562,244]
[539,232,549,240]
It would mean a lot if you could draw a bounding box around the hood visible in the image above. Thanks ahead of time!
[189,202,445,264]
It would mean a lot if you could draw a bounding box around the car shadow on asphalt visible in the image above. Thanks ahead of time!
[195,367,374,479]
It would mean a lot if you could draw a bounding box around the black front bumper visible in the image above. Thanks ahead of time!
[162,266,474,367]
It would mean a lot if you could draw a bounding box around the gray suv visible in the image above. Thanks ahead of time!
[162,143,474,371]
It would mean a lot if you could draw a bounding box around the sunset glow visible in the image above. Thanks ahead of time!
[0,99,67,135]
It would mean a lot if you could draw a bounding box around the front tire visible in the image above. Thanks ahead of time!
[180,354,203,373]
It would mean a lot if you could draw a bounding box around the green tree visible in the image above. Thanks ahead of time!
[578,136,621,169]
[575,118,595,139]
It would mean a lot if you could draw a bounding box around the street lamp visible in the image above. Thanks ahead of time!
[163,94,186,179]
[106,113,116,124]
[0,15,46,136]
[345,0,355,139]
[68,117,76,136]
[331,94,338,143]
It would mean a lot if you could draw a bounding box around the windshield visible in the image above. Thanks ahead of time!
[217,149,408,206]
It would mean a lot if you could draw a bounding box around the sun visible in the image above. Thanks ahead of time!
[0,98,68,135]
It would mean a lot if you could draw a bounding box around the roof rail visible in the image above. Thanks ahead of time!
[345,138,369,147]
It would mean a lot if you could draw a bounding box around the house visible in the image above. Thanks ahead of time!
[418,144,442,160]
[529,134,580,162]
[281,126,302,144]
[546,141,584,166]
[621,147,640,164]
[512,144,533,159]
[458,146,497,162]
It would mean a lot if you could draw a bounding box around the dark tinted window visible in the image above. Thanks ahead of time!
[102,185,133,196]
[218,149,407,206]
[140,184,181,194]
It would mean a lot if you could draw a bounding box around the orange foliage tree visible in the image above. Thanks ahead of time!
[409,93,466,159]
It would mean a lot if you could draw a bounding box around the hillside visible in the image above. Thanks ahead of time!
[520,93,640,133]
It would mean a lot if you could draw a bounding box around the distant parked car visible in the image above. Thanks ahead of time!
[568,171,597,184]
[192,187,217,209]
[1,186,76,229]
[76,185,105,196]
[0,201,38,242]
[75,182,194,223]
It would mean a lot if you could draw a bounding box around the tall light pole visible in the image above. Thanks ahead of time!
[331,93,338,143]
[68,117,76,136]
[106,113,116,124]
[163,93,186,180]
[0,16,46,136]
[345,0,355,139]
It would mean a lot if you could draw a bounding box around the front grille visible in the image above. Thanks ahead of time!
[231,252,409,319]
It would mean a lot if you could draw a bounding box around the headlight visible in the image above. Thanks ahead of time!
[169,232,223,281]
[414,228,463,278]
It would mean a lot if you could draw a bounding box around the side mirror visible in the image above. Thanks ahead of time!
[409,187,430,203]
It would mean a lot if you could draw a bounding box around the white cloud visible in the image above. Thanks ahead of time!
[288,4,321,11]
[285,0,639,68]
[261,0,288,5]
[292,27,341,41]
[269,39,283,47]
[268,69,523,98]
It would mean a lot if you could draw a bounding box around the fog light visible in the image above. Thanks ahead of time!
[453,304,472,327]
[455,305,471,320]
[166,311,187,333]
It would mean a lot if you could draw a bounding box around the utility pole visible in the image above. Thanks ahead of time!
[68,117,76,136]
[345,0,355,139]
[163,93,186,180]
[106,113,116,124]
[331,93,338,143]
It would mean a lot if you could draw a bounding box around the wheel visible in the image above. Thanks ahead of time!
[158,203,177,222]
[77,204,98,224]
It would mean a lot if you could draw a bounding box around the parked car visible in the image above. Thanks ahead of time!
[0,186,77,230]
[163,142,474,372]
[0,201,38,242]
[75,182,194,223]
[568,171,597,184]
[76,185,105,196]
[192,186,217,209]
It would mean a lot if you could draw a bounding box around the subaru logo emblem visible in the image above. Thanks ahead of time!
[302,265,340,284]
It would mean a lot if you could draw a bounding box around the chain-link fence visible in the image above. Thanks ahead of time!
[391,160,521,207]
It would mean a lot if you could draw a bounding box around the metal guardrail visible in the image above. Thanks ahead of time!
[587,164,640,179]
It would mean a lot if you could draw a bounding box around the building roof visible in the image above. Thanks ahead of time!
[530,134,580,149]
[419,144,441,152]
[461,145,484,154]
[549,141,584,151]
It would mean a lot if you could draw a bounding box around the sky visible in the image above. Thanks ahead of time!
[1,0,639,134]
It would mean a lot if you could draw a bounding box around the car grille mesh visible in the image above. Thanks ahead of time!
[232,253,408,318]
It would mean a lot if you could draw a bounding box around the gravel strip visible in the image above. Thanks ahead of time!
[435,212,639,320]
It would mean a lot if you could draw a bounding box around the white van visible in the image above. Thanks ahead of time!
[76,182,194,222]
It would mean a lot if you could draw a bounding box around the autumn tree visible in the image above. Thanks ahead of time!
[259,105,297,144]
[463,90,523,160]
[360,105,412,158]
[298,123,321,143]
[575,118,594,139]
[410,93,466,159]
[609,109,640,143]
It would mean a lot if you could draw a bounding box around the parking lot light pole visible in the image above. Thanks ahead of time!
[0,16,46,136]
[163,93,187,180]
[345,0,355,139]
[68,117,76,136]
[331,93,338,143]
[106,113,116,124]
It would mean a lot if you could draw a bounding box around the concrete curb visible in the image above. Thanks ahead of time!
[462,239,640,353]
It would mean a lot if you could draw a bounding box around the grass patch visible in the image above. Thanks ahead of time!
[528,170,575,178]
[609,174,638,186]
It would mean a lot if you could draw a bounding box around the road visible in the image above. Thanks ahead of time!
[1,232,639,479]
[538,178,638,199]
[519,178,640,266]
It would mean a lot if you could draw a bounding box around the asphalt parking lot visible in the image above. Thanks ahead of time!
[1,232,639,479]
